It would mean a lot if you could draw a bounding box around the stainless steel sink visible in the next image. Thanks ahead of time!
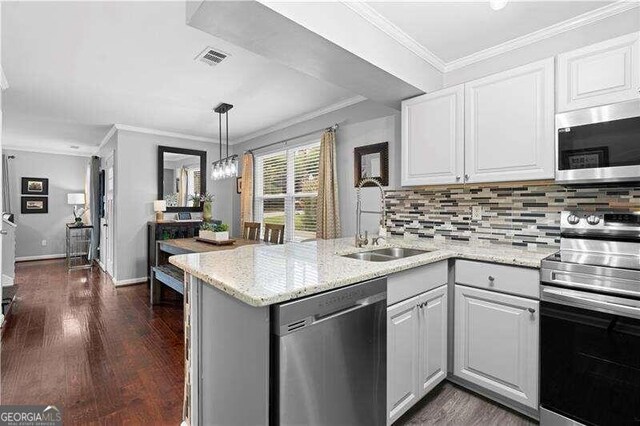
[341,247,433,262]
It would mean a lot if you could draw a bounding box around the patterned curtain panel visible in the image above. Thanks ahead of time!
[88,156,100,261]
[2,154,11,213]
[316,129,341,239]
[240,152,254,230]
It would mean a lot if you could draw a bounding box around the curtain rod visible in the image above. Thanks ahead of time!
[245,123,339,154]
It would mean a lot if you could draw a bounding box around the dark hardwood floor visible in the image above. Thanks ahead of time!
[2,259,536,425]
[398,382,536,425]
[1,260,184,425]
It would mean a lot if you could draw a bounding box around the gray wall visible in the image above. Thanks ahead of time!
[231,100,400,239]
[5,149,88,259]
[113,130,233,282]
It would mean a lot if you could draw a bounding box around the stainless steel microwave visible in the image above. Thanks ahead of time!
[556,99,640,185]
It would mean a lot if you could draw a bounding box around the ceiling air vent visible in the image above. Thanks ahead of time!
[196,47,229,67]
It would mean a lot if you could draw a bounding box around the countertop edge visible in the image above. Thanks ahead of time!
[169,248,546,308]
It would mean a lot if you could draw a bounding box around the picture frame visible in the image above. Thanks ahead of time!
[177,212,192,220]
[354,142,389,187]
[236,177,243,194]
[21,196,48,214]
[21,177,49,195]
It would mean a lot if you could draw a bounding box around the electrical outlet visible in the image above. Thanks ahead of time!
[41,240,47,247]
[472,206,483,221]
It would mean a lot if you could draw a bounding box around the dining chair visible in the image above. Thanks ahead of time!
[263,223,285,244]
[243,222,261,241]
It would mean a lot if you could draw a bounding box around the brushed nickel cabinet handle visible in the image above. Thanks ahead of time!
[0,230,7,235]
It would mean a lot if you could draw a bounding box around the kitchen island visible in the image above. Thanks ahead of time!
[170,237,555,425]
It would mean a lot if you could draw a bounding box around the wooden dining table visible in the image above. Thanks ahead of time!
[150,237,262,304]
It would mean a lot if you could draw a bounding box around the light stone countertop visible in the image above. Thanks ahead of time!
[169,236,557,307]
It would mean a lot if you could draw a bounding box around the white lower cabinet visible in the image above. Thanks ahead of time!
[387,285,447,424]
[454,285,539,409]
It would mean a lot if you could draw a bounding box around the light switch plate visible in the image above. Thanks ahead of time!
[472,206,483,221]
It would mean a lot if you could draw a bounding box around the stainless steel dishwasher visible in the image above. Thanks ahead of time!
[271,277,387,426]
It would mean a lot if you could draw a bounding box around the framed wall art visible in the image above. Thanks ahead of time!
[21,196,49,214]
[21,177,49,195]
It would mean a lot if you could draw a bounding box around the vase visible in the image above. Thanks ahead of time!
[203,201,212,221]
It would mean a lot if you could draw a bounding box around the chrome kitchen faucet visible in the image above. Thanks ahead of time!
[355,177,386,248]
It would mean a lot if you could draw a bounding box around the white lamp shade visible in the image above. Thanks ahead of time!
[154,200,167,212]
[67,193,85,205]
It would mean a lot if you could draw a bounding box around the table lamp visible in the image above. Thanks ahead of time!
[67,193,86,225]
[154,200,167,221]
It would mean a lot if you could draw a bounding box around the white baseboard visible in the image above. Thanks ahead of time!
[97,260,106,271]
[15,253,66,262]
[2,274,14,287]
[114,276,148,287]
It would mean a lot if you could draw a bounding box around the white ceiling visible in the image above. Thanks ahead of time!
[2,1,357,154]
[367,1,614,63]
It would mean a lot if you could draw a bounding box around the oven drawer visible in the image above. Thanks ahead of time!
[455,260,539,299]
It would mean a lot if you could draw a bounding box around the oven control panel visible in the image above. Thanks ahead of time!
[561,211,640,237]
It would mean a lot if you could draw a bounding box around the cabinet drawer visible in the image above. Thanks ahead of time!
[388,261,448,306]
[455,260,539,299]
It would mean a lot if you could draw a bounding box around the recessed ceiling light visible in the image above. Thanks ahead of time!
[490,0,508,11]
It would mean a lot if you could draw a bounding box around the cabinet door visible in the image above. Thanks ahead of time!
[454,285,539,409]
[557,32,640,112]
[418,285,448,398]
[387,295,420,424]
[401,85,464,186]
[465,58,555,183]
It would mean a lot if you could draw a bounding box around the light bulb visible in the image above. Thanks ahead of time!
[490,0,508,11]
[224,161,231,176]
[230,159,237,175]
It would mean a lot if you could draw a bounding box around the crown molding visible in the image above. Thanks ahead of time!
[2,144,94,158]
[338,0,639,74]
[341,1,446,73]
[445,0,640,72]
[0,66,9,91]
[96,124,118,153]
[233,95,367,145]
[114,124,217,143]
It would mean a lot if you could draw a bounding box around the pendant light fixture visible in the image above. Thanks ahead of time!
[211,102,238,180]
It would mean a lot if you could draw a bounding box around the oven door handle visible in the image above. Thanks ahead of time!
[542,287,640,319]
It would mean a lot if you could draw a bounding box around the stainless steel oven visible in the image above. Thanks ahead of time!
[540,211,640,425]
[556,100,640,185]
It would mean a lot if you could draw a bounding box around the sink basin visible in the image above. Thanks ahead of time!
[341,247,433,262]
[368,247,432,258]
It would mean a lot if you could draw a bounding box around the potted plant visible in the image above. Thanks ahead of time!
[189,194,201,208]
[200,222,229,242]
[201,193,215,222]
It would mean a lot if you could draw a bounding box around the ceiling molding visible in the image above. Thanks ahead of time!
[96,124,118,154]
[2,144,94,158]
[445,0,640,72]
[233,95,367,145]
[339,0,639,75]
[340,1,446,73]
[114,124,217,143]
[0,66,9,91]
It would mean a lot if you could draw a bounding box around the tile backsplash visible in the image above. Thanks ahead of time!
[386,182,640,248]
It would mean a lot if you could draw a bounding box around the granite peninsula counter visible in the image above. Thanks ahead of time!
[171,236,556,425]
[169,236,556,307]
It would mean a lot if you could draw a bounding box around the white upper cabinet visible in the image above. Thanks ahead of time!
[557,32,640,112]
[401,85,464,186]
[464,58,555,183]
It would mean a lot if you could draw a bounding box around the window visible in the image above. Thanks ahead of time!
[255,142,320,242]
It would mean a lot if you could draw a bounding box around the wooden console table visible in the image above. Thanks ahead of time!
[150,237,261,305]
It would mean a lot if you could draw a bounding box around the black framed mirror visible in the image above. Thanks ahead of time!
[354,142,389,187]
[158,146,207,212]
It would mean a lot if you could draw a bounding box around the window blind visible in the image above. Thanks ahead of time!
[255,142,320,241]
